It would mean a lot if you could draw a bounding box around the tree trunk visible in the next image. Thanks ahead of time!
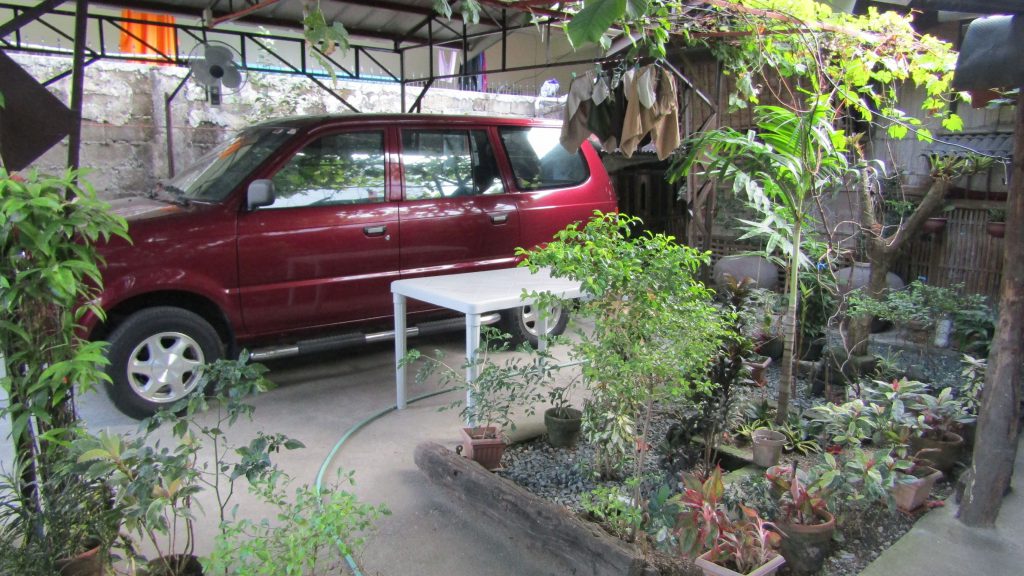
[958,92,1024,527]
[846,171,949,357]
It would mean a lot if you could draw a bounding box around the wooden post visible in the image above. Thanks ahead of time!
[958,89,1023,527]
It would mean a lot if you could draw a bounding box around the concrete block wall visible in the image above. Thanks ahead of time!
[12,54,555,199]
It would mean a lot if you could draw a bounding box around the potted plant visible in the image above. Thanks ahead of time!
[407,327,556,469]
[670,468,785,576]
[72,356,304,575]
[1,168,129,574]
[908,387,975,474]
[891,457,943,513]
[764,464,836,576]
[542,368,583,448]
[986,207,1005,238]
[751,429,786,468]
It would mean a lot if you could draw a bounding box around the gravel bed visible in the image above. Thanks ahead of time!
[497,353,961,576]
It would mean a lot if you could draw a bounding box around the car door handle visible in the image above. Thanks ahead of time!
[363,225,387,236]
[489,213,509,224]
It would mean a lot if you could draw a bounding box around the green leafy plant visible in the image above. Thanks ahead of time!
[581,481,644,541]
[203,470,387,575]
[72,356,304,573]
[672,100,854,424]
[1,168,128,568]
[849,281,973,348]
[0,458,119,575]
[958,354,986,418]
[519,212,725,481]
[765,463,833,525]
[909,387,975,441]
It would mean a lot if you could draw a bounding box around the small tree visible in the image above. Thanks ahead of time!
[673,101,853,423]
[0,168,128,524]
[520,212,726,484]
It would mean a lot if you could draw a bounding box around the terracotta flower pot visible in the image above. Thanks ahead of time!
[777,510,835,576]
[460,426,507,470]
[544,407,582,448]
[987,221,1005,238]
[744,356,772,386]
[694,550,785,576]
[922,217,947,234]
[751,429,786,468]
[55,544,103,576]
[910,431,964,474]
[892,466,943,512]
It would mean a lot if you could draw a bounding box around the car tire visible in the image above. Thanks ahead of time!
[499,303,569,348]
[105,307,223,419]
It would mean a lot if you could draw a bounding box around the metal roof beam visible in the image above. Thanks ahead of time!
[0,0,63,37]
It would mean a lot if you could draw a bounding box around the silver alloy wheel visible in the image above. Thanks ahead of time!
[126,331,206,404]
[520,304,564,337]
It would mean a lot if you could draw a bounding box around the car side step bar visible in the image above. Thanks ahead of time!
[247,313,502,362]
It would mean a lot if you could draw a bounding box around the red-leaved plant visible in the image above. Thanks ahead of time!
[671,467,782,573]
[765,464,832,525]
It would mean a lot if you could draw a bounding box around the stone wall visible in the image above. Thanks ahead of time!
[12,54,560,199]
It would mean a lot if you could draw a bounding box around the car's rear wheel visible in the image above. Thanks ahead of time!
[499,304,569,348]
[105,307,223,419]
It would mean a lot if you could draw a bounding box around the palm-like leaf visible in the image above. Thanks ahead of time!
[670,101,853,422]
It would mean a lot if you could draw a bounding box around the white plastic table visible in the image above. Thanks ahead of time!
[391,267,582,411]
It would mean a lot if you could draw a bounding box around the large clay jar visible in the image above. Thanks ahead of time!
[910,432,964,474]
[835,261,905,295]
[713,255,780,291]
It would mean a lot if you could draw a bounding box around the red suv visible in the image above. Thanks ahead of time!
[84,114,617,417]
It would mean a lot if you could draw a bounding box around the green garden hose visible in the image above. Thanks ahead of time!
[314,387,458,576]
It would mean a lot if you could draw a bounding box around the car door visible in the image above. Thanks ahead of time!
[236,128,399,336]
[397,127,520,283]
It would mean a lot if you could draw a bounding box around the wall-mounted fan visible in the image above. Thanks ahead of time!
[188,41,245,104]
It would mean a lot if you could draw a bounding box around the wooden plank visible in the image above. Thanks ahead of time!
[414,442,651,576]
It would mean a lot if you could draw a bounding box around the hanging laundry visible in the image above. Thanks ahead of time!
[619,66,648,157]
[649,66,680,160]
[637,66,657,109]
[592,73,610,106]
[620,64,680,159]
[587,81,627,153]
[560,74,594,153]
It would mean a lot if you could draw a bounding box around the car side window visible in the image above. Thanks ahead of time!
[499,127,589,191]
[401,129,504,200]
[267,131,386,209]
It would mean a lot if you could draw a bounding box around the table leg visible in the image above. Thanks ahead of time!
[465,312,482,427]
[394,293,408,409]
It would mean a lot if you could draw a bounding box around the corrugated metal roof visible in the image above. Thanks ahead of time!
[926,131,1014,159]
[97,0,534,53]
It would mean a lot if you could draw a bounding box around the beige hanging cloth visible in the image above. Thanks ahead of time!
[619,64,679,160]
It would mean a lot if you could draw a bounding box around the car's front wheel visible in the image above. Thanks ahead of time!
[499,303,569,348]
[105,307,223,419]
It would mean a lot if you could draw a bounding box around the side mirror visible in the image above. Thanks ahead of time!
[246,179,275,210]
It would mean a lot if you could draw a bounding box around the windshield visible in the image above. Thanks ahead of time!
[162,126,296,202]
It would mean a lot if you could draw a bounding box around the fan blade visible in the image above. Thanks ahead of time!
[221,66,243,90]
[191,60,217,86]
[204,44,234,65]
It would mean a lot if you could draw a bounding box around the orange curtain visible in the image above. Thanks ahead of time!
[120,10,177,63]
